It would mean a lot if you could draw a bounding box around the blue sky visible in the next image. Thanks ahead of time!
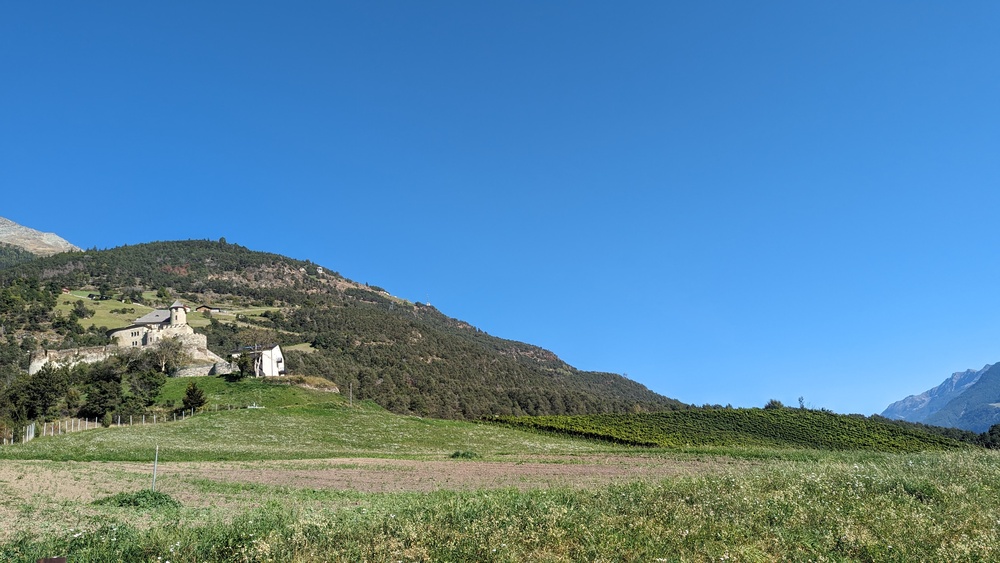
[3,2,999,415]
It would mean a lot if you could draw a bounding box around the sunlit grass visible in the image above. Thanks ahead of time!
[4,450,1000,561]
[0,403,620,462]
[54,292,154,331]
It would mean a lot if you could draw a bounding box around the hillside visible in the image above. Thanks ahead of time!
[0,243,39,270]
[494,408,979,452]
[0,376,616,462]
[0,239,684,422]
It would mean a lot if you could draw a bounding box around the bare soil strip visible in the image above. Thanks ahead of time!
[154,454,743,493]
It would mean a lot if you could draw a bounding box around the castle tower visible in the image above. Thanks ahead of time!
[169,301,187,326]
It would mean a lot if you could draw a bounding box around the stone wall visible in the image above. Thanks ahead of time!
[174,361,233,378]
[27,333,226,375]
[28,346,116,375]
[175,333,225,364]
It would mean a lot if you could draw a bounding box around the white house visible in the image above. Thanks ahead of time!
[233,344,286,377]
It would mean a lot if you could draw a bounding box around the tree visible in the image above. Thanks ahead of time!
[81,380,123,418]
[182,380,206,412]
[151,337,189,375]
[764,399,785,410]
[235,352,256,378]
[127,370,166,406]
[71,300,94,320]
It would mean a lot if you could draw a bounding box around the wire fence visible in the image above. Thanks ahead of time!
[1,403,261,445]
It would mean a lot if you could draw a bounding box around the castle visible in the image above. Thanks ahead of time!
[29,301,225,375]
[109,300,194,347]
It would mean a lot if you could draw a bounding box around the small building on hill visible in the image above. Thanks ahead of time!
[195,304,223,314]
[232,344,286,377]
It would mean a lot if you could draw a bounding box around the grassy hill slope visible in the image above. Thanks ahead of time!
[0,377,620,462]
[494,408,975,452]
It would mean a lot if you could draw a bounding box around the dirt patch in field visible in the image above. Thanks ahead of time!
[139,454,745,494]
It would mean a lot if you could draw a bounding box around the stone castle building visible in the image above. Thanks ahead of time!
[31,301,227,376]
[110,300,193,347]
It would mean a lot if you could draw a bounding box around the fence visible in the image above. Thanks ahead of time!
[1,421,35,445]
[1,403,260,446]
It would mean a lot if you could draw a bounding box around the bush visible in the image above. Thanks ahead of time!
[450,450,479,459]
[92,490,181,509]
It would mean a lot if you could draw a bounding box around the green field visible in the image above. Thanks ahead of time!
[0,380,613,462]
[53,292,284,332]
[4,377,1000,561]
[54,291,155,331]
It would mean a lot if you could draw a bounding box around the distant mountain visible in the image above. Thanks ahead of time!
[0,216,80,256]
[882,365,990,422]
[924,364,1000,433]
[882,363,1000,433]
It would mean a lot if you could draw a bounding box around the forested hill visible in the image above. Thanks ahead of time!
[0,239,685,419]
[0,243,38,270]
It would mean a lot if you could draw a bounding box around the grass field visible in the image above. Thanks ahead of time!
[54,291,155,331]
[53,291,283,331]
[4,377,1000,561]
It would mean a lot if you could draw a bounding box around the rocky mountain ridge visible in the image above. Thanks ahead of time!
[882,363,1000,432]
[882,365,990,422]
[0,216,80,256]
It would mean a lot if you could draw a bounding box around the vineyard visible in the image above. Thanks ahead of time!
[492,408,974,452]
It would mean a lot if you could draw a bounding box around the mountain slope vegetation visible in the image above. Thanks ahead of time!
[493,408,979,452]
[0,242,38,270]
[0,240,683,423]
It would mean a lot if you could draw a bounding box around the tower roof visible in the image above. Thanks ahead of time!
[169,300,186,309]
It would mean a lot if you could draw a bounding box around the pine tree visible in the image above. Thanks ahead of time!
[182,380,206,412]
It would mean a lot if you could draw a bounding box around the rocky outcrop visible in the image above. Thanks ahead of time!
[0,216,80,256]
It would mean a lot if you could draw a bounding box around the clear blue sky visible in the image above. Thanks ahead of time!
[3,2,999,415]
